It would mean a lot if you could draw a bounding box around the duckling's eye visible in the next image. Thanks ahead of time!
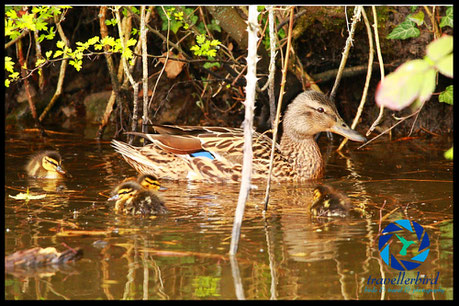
[316,107,325,113]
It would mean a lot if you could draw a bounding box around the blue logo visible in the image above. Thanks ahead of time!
[378,220,430,271]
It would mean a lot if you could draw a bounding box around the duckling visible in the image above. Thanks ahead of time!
[310,185,351,218]
[25,151,66,179]
[108,181,168,216]
[137,174,161,191]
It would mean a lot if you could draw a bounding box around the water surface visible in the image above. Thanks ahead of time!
[4,126,453,300]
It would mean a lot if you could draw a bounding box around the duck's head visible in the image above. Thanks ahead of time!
[41,151,66,176]
[282,90,366,142]
[137,174,161,191]
[108,181,142,202]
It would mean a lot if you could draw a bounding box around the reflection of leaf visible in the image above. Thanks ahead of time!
[375,60,435,110]
[9,192,46,200]
[387,20,420,39]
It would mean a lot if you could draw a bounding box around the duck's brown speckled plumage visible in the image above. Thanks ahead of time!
[112,90,366,183]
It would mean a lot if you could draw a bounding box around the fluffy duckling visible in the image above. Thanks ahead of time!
[137,174,161,191]
[108,181,168,216]
[25,151,66,179]
[310,185,351,218]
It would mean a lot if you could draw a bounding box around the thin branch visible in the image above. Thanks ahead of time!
[357,107,423,149]
[337,7,373,151]
[140,6,149,133]
[329,6,362,102]
[114,6,139,144]
[229,6,259,256]
[263,6,295,211]
[39,13,69,123]
[366,6,386,137]
[96,6,121,139]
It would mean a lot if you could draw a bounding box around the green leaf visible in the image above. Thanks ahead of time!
[444,146,453,160]
[439,7,453,28]
[56,40,66,49]
[387,20,420,39]
[45,50,53,58]
[426,35,453,62]
[375,59,435,110]
[170,20,183,34]
[439,85,453,105]
[5,56,15,73]
[196,34,206,45]
[407,11,424,26]
[435,53,453,78]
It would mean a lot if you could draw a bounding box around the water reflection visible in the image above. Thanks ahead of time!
[4,129,453,300]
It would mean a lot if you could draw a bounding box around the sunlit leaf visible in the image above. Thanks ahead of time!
[375,59,435,110]
[439,85,453,105]
[426,35,453,62]
[407,11,424,26]
[435,53,453,78]
[387,20,420,39]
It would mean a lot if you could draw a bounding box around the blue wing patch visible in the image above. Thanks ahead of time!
[190,150,215,159]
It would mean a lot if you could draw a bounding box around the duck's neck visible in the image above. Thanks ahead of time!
[279,134,324,180]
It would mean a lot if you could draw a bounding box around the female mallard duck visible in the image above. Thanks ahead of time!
[112,90,366,183]
[108,181,168,216]
[25,151,66,179]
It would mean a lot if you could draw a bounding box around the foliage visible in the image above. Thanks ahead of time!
[444,147,453,160]
[190,35,221,69]
[4,5,71,87]
[439,6,453,28]
[387,6,453,40]
[376,35,452,110]
[439,85,453,105]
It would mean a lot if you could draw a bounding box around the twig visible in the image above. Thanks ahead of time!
[357,107,422,149]
[264,6,277,127]
[337,7,373,151]
[96,6,121,139]
[149,6,171,120]
[366,6,386,137]
[140,6,149,133]
[263,6,295,211]
[114,6,139,144]
[229,6,259,256]
[39,13,69,123]
[329,6,362,102]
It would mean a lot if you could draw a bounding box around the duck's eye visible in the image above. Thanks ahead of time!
[317,107,325,113]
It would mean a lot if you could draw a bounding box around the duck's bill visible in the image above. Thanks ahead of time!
[329,123,366,143]
[56,166,67,175]
[108,194,119,201]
